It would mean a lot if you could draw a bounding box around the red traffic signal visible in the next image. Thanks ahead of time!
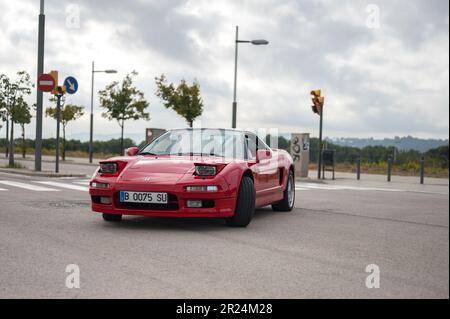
[310,90,324,115]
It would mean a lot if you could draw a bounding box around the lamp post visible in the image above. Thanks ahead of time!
[35,0,45,171]
[232,26,268,128]
[89,61,117,163]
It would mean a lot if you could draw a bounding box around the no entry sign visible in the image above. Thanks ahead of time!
[37,73,55,92]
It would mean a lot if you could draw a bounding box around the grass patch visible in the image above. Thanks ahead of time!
[0,162,26,169]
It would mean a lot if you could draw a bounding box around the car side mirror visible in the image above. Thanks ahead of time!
[256,149,272,162]
[126,147,140,156]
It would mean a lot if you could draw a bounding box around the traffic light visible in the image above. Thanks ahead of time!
[310,89,324,115]
[50,70,58,95]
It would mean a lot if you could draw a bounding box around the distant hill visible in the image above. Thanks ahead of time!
[327,136,449,153]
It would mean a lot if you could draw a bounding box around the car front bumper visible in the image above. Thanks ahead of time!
[89,180,237,218]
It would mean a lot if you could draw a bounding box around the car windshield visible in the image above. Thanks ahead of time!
[139,129,246,159]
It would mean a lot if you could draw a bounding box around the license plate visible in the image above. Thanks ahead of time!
[119,191,168,204]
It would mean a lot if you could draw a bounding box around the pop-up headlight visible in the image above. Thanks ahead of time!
[99,162,117,174]
[195,165,217,176]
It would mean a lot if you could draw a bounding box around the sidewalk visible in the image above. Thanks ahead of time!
[301,170,449,194]
[0,154,101,177]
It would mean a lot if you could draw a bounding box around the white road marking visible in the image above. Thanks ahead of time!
[35,181,88,192]
[296,183,403,192]
[0,188,7,191]
[73,180,89,185]
[0,180,59,192]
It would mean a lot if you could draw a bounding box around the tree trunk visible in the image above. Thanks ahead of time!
[8,119,14,166]
[189,120,193,128]
[120,120,124,155]
[62,125,66,161]
[22,124,26,159]
[5,116,9,158]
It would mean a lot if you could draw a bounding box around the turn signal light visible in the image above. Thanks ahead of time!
[90,182,110,189]
[186,185,219,192]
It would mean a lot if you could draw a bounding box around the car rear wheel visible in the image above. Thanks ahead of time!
[102,213,122,222]
[272,170,295,212]
[226,176,255,227]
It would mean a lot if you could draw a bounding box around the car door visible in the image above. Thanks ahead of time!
[245,133,280,200]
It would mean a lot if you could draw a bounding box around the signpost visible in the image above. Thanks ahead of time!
[64,76,78,94]
[37,71,78,173]
[37,73,55,92]
[310,90,325,179]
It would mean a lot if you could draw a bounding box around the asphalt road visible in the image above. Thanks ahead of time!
[0,170,448,298]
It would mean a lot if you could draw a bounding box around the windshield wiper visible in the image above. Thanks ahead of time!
[178,152,224,157]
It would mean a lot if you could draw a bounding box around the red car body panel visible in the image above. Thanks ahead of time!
[89,147,294,218]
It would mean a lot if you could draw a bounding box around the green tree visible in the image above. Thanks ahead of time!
[11,97,32,158]
[99,71,150,154]
[46,101,84,160]
[155,74,203,127]
[0,71,33,166]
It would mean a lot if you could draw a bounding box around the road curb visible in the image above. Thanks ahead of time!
[0,168,88,178]
[296,178,325,184]
[5,156,100,167]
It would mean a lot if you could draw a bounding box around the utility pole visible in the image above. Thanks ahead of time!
[318,105,323,179]
[232,27,238,129]
[89,62,117,163]
[55,88,63,173]
[89,61,94,163]
[231,26,269,128]
[35,0,45,171]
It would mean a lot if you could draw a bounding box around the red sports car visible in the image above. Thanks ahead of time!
[89,128,295,227]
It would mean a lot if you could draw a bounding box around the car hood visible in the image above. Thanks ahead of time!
[118,156,229,182]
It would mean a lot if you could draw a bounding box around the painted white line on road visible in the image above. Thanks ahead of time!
[73,180,89,185]
[35,181,88,192]
[0,180,59,191]
[0,188,7,191]
[297,183,403,192]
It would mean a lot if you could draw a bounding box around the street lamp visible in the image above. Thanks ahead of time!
[232,25,269,128]
[35,0,45,171]
[89,61,117,163]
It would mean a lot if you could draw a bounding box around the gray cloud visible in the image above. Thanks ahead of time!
[0,0,448,142]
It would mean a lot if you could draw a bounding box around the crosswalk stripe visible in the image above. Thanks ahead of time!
[73,180,89,186]
[0,180,59,191]
[35,181,88,192]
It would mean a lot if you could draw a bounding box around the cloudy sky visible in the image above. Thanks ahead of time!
[0,0,448,143]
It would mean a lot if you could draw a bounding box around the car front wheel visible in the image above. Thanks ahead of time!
[272,170,295,212]
[226,176,255,227]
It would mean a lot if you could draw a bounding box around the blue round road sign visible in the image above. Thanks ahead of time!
[64,76,78,94]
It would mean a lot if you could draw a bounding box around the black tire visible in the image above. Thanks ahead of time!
[102,213,122,222]
[272,170,295,212]
[226,176,256,227]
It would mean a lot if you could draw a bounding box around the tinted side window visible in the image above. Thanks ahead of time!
[245,134,270,160]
